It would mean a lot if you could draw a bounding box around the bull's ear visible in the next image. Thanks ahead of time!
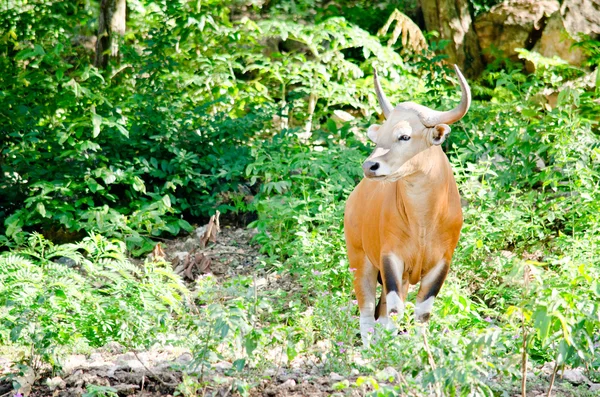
[431,124,451,146]
[367,124,381,143]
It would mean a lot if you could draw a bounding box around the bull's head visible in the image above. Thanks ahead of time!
[362,65,471,180]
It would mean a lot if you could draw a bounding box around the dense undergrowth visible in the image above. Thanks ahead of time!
[1,0,600,395]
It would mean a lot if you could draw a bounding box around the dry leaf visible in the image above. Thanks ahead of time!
[378,9,427,52]
[151,243,165,260]
[200,210,221,248]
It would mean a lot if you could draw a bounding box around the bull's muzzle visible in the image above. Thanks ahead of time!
[362,161,380,178]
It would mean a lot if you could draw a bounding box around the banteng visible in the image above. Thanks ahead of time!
[344,66,470,343]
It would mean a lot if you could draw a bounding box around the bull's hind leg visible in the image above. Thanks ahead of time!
[349,251,379,344]
[415,260,449,323]
[378,253,405,329]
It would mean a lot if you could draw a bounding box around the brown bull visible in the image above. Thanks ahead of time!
[344,66,470,343]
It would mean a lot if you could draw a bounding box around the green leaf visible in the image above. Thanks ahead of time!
[36,202,47,217]
[245,335,257,356]
[86,179,103,193]
[10,325,23,342]
[178,219,194,232]
[132,177,146,193]
[92,114,102,138]
[232,358,245,372]
[533,306,551,343]
[115,124,129,138]
[326,118,337,133]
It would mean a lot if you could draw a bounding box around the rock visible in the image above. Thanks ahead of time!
[541,361,556,375]
[279,379,296,388]
[214,361,233,371]
[63,354,87,373]
[183,237,197,252]
[589,383,600,392]
[562,0,600,38]
[263,368,277,377]
[332,110,355,128]
[532,12,587,66]
[329,372,344,382]
[46,376,66,391]
[15,367,35,396]
[54,256,77,267]
[474,0,560,63]
[376,367,399,381]
[176,353,193,365]
[120,360,145,372]
[475,0,599,68]
[102,341,124,354]
[113,383,140,393]
[561,368,589,385]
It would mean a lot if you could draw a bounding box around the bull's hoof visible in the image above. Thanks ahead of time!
[416,312,431,323]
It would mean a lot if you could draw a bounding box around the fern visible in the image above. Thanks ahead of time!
[0,233,191,359]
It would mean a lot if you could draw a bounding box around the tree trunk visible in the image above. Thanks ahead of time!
[95,0,126,68]
[420,0,483,77]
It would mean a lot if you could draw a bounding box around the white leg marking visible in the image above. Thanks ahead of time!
[414,296,435,322]
[386,291,404,318]
[415,260,447,322]
[358,257,377,345]
[377,315,398,332]
[383,254,404,317]
[360,315,376,344]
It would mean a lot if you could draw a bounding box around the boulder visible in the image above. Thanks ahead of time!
[475,0,600,67]
[562,0,600,38]
[532,12,587,66]
[474,0,560,63]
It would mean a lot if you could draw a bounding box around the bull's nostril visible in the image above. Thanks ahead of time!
[370,163,380,171]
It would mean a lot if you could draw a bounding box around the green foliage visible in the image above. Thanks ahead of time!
[469,0,503,16]
[0,233,189,363]
[1,0,600,395]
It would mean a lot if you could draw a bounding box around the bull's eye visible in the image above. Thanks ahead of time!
[398,135,411,141]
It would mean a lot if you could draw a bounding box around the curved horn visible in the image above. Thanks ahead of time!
[373,68,393,119]
[425,65,471,126]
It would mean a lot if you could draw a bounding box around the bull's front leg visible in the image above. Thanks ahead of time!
[378,253,405,329]
[415,259,449,323]
[351,255,378,345]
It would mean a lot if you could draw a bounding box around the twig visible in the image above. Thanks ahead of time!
[521,328,528,397]
[199,324,214,384]
[521,264,531,397]
[133,351,178,388]
[203,250,255,257]
[421,328,442,397]
[396,370,413,395]
[547,359,559,397]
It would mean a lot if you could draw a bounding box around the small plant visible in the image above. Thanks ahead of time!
[82,385,118,397]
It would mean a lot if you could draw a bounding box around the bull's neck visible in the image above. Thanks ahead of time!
[395,150,449,227]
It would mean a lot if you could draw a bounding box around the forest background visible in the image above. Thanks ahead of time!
[1,0,600,396]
